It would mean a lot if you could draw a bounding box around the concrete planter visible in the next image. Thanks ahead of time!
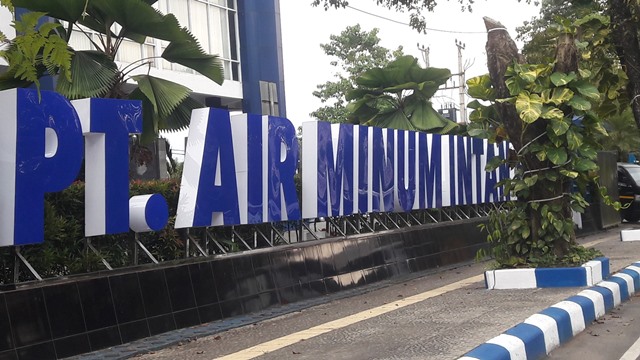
[484,257,610,289]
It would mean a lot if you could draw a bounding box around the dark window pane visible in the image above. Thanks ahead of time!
[228,12,237,61]
[232,62,239,81]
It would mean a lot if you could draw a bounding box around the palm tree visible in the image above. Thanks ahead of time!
[1,0,223,142]
[346,55,458,133]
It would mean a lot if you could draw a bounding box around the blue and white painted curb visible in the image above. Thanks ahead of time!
[485,257,610,289]
[620,229,640,242]
[459,261,640,360]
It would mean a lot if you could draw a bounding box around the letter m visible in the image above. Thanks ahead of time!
[317,122,354,217]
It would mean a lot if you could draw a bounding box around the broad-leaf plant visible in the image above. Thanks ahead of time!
[0,0,223,142]
[346,55,458,133]
[469,14,623,268]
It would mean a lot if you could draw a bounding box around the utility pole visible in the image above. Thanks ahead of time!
[417,43,430,67]
[455,39,467,124]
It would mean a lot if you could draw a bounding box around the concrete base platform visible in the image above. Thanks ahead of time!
[485,257,610,289]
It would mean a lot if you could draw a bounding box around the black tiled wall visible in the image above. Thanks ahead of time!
[0,218,485,359]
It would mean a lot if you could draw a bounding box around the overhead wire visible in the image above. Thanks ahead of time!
[345,5,487,34]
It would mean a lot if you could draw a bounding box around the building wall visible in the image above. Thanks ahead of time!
[0,7,14,68]
[237,0,287,117]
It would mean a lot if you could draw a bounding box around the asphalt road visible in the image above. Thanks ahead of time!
[132,226,640,360]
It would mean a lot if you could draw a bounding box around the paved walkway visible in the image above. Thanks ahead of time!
[74,224,640,359]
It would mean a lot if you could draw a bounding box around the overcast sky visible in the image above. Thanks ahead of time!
[163,0,542,157]
[279,0,541,129]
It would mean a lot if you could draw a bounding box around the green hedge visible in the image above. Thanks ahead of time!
[0,180,185,284]
[0,178,301,284]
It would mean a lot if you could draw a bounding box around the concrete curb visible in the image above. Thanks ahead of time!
[459,261,640,360]
[621,229,640,241]
[484,257,610,289]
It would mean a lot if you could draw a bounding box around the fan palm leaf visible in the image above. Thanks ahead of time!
[56,51,119,99]
[132,75,191,119]
[91,0,185,42]
[162,31,224,84]
[9,0,224,143]
[160,96,203,131]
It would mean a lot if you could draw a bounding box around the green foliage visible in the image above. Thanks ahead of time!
[346,55,458,133]
[467,16,621,267]
[0,11,72,93]
[599,108,640,161]
[3,0,223,142]
[479,205,603,268]
[312,25,403,123]
[517,1,628,118]
[55,51,118,99]
[311,0,530,33]
[0,177,291,283]
[3,180,185,282]
[0,0,12,10]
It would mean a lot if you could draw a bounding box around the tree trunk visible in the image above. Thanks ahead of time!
[609,0,640,129]
[484,17,525,150]
[484,18,577,257]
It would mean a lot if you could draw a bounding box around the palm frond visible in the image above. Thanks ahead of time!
[132,75,191,119]
[56,51,119,99]
[162,30,224,84]
[12,0,86,22]
[160,96,203,131]
[92,0,185,42]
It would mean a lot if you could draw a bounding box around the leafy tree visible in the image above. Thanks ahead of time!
[599,108,640,161]
[517,1,640,162]
[312,0,640,131]
[467,17,614,267]
[311,0,488,33]
[608,0,640,129]
[347,55,458,132]
[312,25,403,123]
[516,0,604,64]
[517,1,628,119]
[0,0,223,143]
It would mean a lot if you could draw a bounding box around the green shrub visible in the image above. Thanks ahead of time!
[1,177,301,284]
[2,179,186,283]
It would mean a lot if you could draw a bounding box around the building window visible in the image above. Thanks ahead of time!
[260,81,279,116]
[164,0,241,81]
[67,0,240,81]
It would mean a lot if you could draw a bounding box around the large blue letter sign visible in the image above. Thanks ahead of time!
[418,133,442,209]
[0,88,513,248]
[301,121,510,219]
[316,122,354,217]
[73,98,142,236]
[176,108,240,227]
[176,110,301,228]
[372,127,395,212]
[246,114,265,224]
[396,130,416,212]
[268,116,301,222]
[0,89,83,246]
